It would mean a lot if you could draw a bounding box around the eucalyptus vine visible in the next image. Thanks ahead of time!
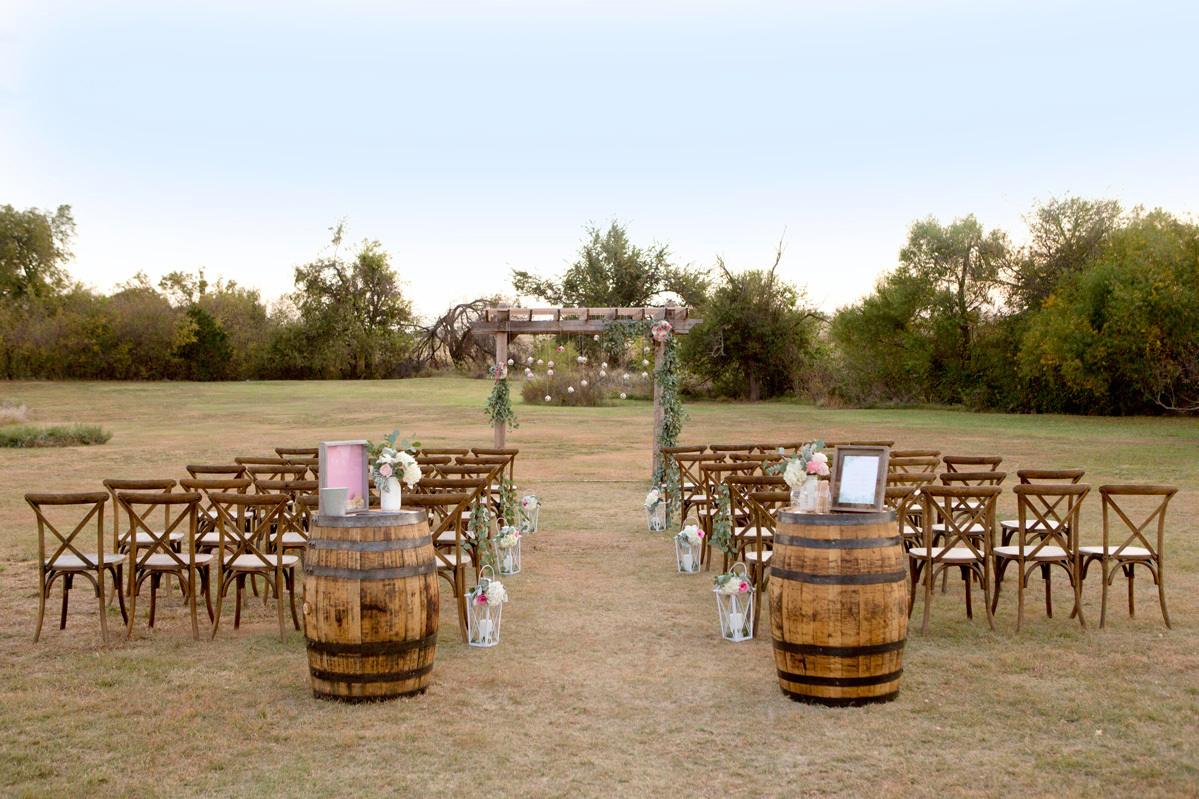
[483,363,518,429]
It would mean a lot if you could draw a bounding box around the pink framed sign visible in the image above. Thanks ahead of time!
[319,441,370,514]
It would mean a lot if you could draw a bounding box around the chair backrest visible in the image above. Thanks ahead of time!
[884,485,922,541]
[890,449,941,460]
[850,440,896,447]
[772,441,808,453]
[726,475,788,558]
[943,455,1002,472]
[26,492,109,571]
[889,457,940,475]
[673,454,722,486]
[416,447,471,458]
[179,478,253,531]
[415,455,454,470]
[468,449,518,483]
[275,446,318,459]
[1098,484,1177,559]
[116,491,202,571]
[922,485,1003,558]
[1013,483,1090,557]
[886,472,937,489]
[234,456,288,467]
[939,471,1007,488]
[1017,469,1084,484]
[186,464,248,480]
[660,445,707,455]
[709,444,756,454]
[102,478,175,552]
[208,492,290,569]
[246,466,308,492]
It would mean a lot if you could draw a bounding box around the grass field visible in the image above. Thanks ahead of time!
[0,377,1196,798]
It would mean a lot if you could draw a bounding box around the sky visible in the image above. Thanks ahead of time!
[2,0,1197,319]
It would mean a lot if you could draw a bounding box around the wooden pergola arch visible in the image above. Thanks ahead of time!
[470,304,702,473]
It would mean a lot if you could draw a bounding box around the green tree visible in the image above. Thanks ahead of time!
[176,305,233,380]
[290,222,414,378]
[683,248,819,400]
[512,221,708,308]
[0,204,75,301]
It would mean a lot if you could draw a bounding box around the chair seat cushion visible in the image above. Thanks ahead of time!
[438,551,473,568]
[280,532,307,546]
[993,544,1068,560]
[736,526,773,541]
[47,552,125,570]
[999,520,1048,531]
[930,523,986,535]
[226,554,299,571]
[141,552,215,569]
[907,546,980,563]
[1079,545,1152,559]
[744,550,772,563]
[133,531,185,545]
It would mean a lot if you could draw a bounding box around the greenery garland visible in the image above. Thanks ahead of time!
[598,319,651,360]
[498,474,518,527]
[468,499,494,570]
[710,483,735,562]
[652,335,686,485]
[483,376,518,429]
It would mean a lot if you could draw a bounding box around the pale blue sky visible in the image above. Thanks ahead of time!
[2,0,1196,317]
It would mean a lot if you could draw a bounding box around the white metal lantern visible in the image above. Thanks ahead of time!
[674,517,704,574]
[645,493,666,532]
[518,490,540,534]
[467,567,506,647]
[714,563,755,642]
[495,530,522,576]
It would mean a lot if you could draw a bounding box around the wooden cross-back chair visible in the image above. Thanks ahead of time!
[186,464,248,480]
[246,465,309,491]
[772,441,808,453]
[235,456,288,469]
[727,453,783,474]
[1081,484,1178,629]
[724,477,789,637]
[401,490,482,642]
[942,455,1003,473]
[252,479,318,553]
[117,491,210,640]
[415,455,454,471]
[456,455,509,514]
[658,446,705,513]
[206,492,299,641]
[470,447,518,484]
[709,444,756,455]
[178,478,253,550]
[102,479,177,555]
[699,462,757,570]
[992,483,1090,632]
[416,447,471,458]
[287,457,319,480]
[891,449,941,460]
[27,492,126,642]
[884,484,922,550]
[909,485,1002,633]
[672,454,722,523]
[998,469,1085,546]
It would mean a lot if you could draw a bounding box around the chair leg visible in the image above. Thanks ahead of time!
[211,573,228,640]
[1074,561,1087,630]
[1099,558,1109,628]
[962,566,973,619]
[275,570,287,643]
[201,567,214,623]
[33,577,48,643]
[456,567,469,643]
[288,571,301,631]
[113,565,128,623]
[1157,563,1171,629]
[149,573,160,629]
[982,562,996,632]
[188,567,200,641]
[907,559,921,619]
[234,574,244,629]
[1015,565,1026,633]
[991,558,1006,615]
[96,570,109,643]
[921,565,933,634]
[1043,564,1053,618]
[1126,564,1135,617]
[60,573,72,629]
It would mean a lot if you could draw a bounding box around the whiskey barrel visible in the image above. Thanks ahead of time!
[769,509,907,706]
[303,510,438,702]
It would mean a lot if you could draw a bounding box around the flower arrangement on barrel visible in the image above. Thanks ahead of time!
[769,439,829,513]
[674,521,704,573]
[467,568,509,647]
[713,563,754,641]
[368,431,422,511]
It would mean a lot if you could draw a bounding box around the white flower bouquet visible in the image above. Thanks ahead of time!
[495,526,522,575]
[519,491,540,534]
[645,487,666,531]
[467,570,508,647]
[674,523,704,573]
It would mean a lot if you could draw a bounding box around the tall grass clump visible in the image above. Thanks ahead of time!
[0,402,30,425]
[0,424,112,448]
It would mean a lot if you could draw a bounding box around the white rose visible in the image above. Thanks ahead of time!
[812,452,828,464]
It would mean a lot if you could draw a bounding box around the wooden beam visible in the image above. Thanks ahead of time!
[470,318,702,335]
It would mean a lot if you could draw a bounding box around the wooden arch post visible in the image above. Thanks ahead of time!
[470,304,701,475]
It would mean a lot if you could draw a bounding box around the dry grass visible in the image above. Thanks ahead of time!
[0,378,1196,798]
[0,401,29,425]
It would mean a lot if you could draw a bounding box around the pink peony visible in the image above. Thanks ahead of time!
[806,460,821,474]
[379,463,393,478]
[474,594,488,605]
[738,580,749,593]
[817,462,830,476]
[697,530,705,538]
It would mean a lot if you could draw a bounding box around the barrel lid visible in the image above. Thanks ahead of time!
[316,509,427,528]
[777,509,896,526]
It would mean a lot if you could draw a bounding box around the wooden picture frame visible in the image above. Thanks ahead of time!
[830,445,890,513]
[318,441,370,514]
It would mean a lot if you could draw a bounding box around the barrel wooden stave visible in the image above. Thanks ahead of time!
[769,510,907,706]
[304,510,438,702]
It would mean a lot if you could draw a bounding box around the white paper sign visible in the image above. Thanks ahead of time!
[838,454,880,505]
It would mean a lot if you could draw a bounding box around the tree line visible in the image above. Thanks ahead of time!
[2,201,1195,414]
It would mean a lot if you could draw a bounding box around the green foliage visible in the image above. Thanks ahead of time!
[468,500,494,571]
[484,379,519,427]
[176,306,233,380]
[683,253,820,400]
[709,483,735,561]
[511,220,708,308]
[0,424,111,448]
[498,475,518,527]
[652,336,685,484]
[0,204,75,301]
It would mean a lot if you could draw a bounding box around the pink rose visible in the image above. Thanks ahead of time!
[697,530,705,538]
[806,460,821,474]
[474,595,487,605]
[738,581,749,594]
[817,462,830,477]
[379,463,393,478]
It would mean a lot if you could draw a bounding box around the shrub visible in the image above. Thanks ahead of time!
[0,424,112,448]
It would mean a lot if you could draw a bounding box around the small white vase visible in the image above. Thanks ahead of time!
[380,475,402,511]
[801,476,818,512]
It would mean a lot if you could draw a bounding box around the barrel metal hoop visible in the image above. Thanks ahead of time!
[776,668,903,687]
[771,566,907,586]
[772,638,906,657]
[775,534,902,549]
[310,662,434,684]
[306,633,437,656]
[304,561,436,580]
[307,536,432,552]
